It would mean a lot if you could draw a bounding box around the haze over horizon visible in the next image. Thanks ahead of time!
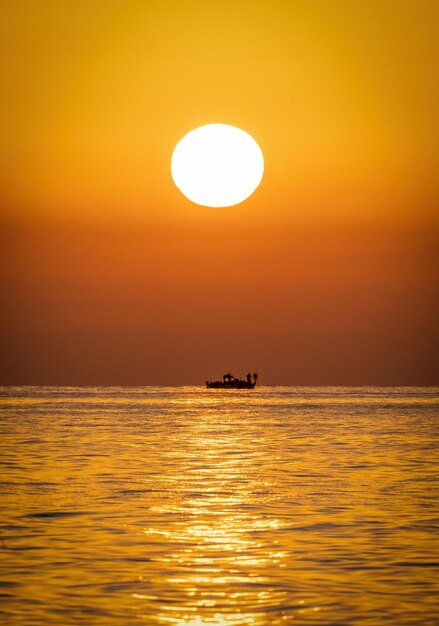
[1,0,438,386]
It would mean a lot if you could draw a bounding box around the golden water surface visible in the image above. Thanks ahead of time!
[0,387,438,625]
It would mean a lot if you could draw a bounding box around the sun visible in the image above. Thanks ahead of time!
[171,123,264,207]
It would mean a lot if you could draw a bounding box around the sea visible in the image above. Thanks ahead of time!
[0,386,438,625]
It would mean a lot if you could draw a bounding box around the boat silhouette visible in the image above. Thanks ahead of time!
[205,372,258,389]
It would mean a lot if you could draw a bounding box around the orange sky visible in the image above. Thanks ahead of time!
[1,1,438,384]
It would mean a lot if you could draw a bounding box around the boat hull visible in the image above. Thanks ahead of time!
[205,381,256,389]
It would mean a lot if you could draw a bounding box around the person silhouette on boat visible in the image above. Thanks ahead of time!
[246,372,252,384]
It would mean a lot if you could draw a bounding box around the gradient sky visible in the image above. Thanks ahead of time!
[1,0,438,385]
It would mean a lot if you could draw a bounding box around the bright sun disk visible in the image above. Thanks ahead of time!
[171,123,264,207]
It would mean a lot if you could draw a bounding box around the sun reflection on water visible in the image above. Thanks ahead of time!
[132,402,296,624]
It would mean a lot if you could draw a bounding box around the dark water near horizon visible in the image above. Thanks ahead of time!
[0,386,438,625]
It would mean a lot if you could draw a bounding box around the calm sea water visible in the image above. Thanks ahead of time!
[0,386,438,625]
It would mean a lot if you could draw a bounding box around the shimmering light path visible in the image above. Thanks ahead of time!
[0,387,438,624]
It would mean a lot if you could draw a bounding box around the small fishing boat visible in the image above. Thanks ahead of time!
[205,372,258,389]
